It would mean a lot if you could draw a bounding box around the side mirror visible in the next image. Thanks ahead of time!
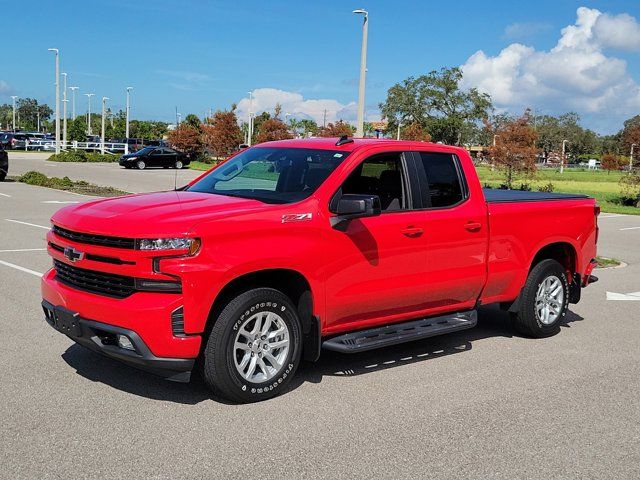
[331,194,381,227]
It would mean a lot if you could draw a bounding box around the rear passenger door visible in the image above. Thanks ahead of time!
[413,151,488,311]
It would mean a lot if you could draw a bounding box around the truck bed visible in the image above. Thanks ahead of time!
[483,188,589,203]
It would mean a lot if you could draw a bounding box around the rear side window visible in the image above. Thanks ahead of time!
[418,152,465,208]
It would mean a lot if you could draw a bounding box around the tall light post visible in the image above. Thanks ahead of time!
[48,48,60,154]
[247,91,254,146]
[10,96,17,131]
[125,86,133,141]
[69,86,79,120]
[84,93,94,135]
[37,110,40,132]
[61,72,68,147]
[353,9,368,138]
[101,97,109,154]
[631,143,637,174]
[561,139,568,174]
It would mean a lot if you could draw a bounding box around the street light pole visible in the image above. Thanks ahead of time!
[561,139,568,174]
[48,48,60,154]
[84,93,94,135]
[62,72,68,148]
[631,143,637,174]
[10,96,17,131]
[353,9,368,138]
[101,97,109,154]
[69,86,79,120]
[125,86,133,141]
[247,91,254,146]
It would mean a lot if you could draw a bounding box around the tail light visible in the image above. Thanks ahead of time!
[595,204,600,244]
[11,138,16,146]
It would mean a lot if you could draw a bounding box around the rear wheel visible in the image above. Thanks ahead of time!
[174,160,183,169]
[511,259,569,338]
[202,288,302,403]
[136,160,146,170]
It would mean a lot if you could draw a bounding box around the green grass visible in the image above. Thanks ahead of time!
[476,166,639,215]
[595,256,621,268]
[12,171,129,197]
[188,161,215,171]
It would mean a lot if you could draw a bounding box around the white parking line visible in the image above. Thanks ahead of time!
[620,226,640,231]
[0,248,47,253]
[5,219,50,230]
[599,214,627,219]
[0,260,43,277]
[42,201,79,204]
[0,193,11,197]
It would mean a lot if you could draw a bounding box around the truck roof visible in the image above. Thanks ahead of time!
[258,137,453,152]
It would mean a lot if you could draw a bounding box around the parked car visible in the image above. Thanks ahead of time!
[42,137,599,403]
[0,145,8,181]
[118,146,190,169]
[0,132,30,150]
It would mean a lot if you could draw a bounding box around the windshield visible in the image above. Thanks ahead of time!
[187,147,350,204]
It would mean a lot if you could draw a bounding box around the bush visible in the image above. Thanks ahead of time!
[538,182,555,193]
[517,183,532,191]
[619,173,640,207]
[48,151,118,163]
[18,171,49,186]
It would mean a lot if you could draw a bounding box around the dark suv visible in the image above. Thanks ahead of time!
[0,145,8,181]
[0,132,29,150]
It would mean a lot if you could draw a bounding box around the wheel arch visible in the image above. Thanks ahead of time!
[203,268,321,361]
[528,241,578,278]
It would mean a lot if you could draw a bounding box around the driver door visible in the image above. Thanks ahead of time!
[322,151,429,333]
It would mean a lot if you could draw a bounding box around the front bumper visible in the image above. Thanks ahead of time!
[42,299,194,382]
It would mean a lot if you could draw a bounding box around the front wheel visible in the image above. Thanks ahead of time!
[511,259,569,338]
[202,288,302,403]
[136,160,146,170]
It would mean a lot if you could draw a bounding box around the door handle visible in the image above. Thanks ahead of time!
[464,222,482,232]
[401,226,424,237]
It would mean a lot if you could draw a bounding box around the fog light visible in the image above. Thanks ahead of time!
[117,334,135,351]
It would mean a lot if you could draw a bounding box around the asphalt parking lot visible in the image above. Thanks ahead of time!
[1,165,640,478]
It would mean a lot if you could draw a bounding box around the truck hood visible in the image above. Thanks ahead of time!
[52,191,271,237]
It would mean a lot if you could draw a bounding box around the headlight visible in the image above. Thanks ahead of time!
[137,237,201,255]
[128,156,137,161]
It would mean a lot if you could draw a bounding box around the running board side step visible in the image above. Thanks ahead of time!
[322,310,478,353]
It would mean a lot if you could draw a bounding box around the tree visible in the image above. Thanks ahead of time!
[379,66,492,145]
[183,114,202,130]
[168,124,202,156]
[601,154,622,173]
[202,108,244,157]
[488,111,538,189]
[401,122,431,141]
[622,120,640,162]
[318,120,354,137]
[297,119,318,137]
[256,118,293,143]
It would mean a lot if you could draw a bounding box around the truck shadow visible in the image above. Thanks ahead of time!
[60,306,584,405]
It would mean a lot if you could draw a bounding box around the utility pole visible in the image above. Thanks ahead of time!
[561,139,568,174]
[353,9,369,138]
[48,48,60,154]
[85,93,94,135]
[125,86,133,140]
[101,97,109,154]
[631,143,637,174]
[62,72,68,148]
[37,110,40,132]
[323,109,327,129]
[10,96,17,131]
[247,91,254,146]
[69,86,79,120]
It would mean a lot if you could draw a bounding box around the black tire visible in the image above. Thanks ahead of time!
[511,259,569,338]
[136,160,146,170]
[202,288,302,403]
[174,160,183,169]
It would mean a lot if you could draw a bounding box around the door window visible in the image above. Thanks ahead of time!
[340,153,410,211]
[417,153,466,208]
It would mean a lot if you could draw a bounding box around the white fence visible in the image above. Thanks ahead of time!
[23,140,129,154]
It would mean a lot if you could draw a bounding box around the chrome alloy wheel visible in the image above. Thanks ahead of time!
[535,275,564,325]
[233,311,290,383]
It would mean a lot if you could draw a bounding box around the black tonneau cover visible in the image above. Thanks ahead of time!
[483,188,589,203]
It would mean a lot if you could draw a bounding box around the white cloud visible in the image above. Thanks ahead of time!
[503,21,552,40]
[0,80,13,95]
[235,88,379,125]
[461,7,640,132]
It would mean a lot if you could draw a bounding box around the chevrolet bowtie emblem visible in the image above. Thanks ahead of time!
[63,247,85,262]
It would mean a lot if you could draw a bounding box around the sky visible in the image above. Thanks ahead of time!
[1,0,639,134]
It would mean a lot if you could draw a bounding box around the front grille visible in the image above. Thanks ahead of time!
[49,242,135,265]
[53,225,136,249]
[54,260,135,298]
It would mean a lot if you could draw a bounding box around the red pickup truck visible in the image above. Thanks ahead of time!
[41,137,599,402]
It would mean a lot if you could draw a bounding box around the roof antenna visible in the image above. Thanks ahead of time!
[335,135,354,146]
